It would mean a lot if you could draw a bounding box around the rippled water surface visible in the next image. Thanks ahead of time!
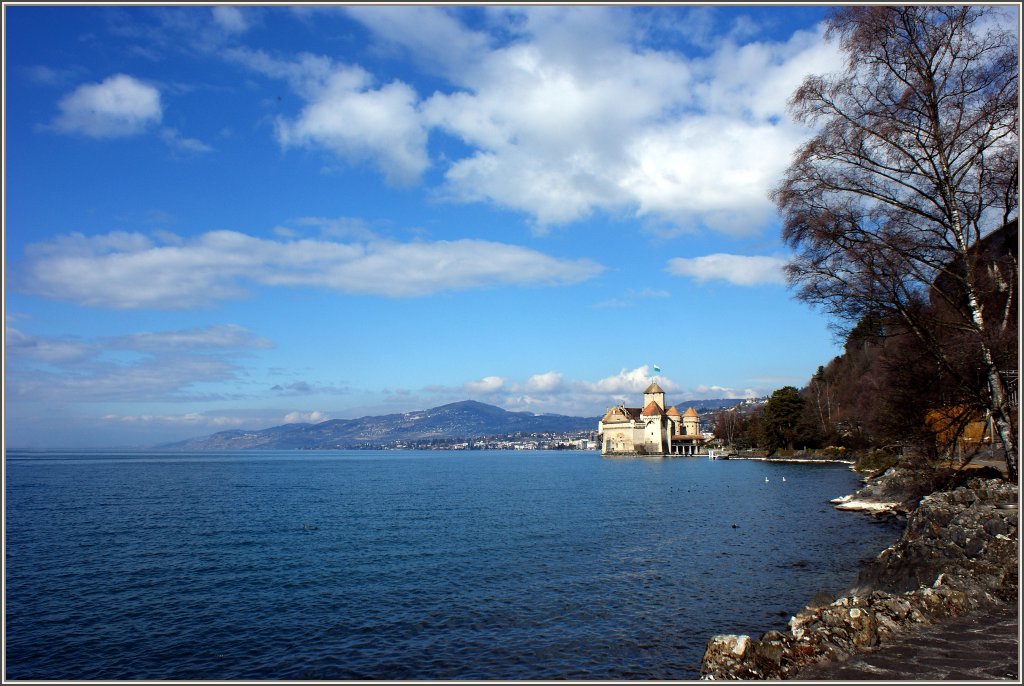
[5,450,901,679]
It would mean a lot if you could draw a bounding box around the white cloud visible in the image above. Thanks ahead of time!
[103,412,225,425]
[420,23,692,226]
[666,253,787,286]
[5,327,95,363]
[225,48,428,185]
[17,230,604,309]
[223,48,336,98]
[523,371,563,393]
[619,118,801,233]
[284,410,326,424]
[276,74,428,186]
[212,6,250,34]
[52,74,162,138]
[5,324,270,404]
[693,384,759,400]
[334,6,842,232]
[587,365,673,396]
[160,127,213,153]
[430,364,765,418]
[342,5,491,79]
[114,324,273,352]
[464,376,505,394]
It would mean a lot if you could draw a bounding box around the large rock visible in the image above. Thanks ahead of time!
[699,478,1018,680]
[854,478,1018,597]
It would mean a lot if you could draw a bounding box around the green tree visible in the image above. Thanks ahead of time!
[760,386,809,455]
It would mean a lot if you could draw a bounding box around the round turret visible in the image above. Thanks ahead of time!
[682,407,700,436]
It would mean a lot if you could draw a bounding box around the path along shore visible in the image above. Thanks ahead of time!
[700,466,1020,680]
[796,601,1018,680]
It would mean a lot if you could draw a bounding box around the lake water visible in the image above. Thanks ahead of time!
[4,450,901,680]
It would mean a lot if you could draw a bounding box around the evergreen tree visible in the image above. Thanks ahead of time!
[760,386,808,455]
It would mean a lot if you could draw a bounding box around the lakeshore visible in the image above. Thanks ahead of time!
[700,466,1020,680]
[797,601,1018,680]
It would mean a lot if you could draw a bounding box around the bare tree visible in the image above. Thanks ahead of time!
[774,6,1018,479]
[808,365,836,438]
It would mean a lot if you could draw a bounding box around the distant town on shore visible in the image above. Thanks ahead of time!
[162,397,765,452]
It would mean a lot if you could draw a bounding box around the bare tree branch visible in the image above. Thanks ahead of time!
[774,6,1018,478]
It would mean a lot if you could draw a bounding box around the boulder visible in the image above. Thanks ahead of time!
[699,478,1018,680]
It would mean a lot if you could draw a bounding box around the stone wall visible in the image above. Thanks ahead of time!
[699,477,1018,680]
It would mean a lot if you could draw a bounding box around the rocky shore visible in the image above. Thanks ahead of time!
[700,468,1019,680]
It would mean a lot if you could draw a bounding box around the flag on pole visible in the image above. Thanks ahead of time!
[653,364,662,373]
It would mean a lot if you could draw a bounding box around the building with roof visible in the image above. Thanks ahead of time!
[598,382,704,456]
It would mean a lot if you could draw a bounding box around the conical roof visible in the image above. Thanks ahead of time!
[641,401,665,416]
[683,407,699,417]
[666,406,682,417]
[644,382,664,394]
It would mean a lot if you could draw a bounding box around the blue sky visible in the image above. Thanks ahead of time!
[4,4,894,448]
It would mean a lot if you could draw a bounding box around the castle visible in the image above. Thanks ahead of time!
[598,382,704,456]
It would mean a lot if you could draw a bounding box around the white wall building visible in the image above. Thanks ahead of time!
[598,382,703,456]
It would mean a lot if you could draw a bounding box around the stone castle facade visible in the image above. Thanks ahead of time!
[598,382,703,456]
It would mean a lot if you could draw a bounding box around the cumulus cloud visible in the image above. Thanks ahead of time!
[587,365,672,395]
[17,230,604,309]
[277,75,427,186]
[226,48,428,185]
[436,364,764,418]
[52,74,162,138]
[379,363,771,425]
[330,6,843,231]
[666,253,787,286]
[464,375,505,394]
[523,371,563,393]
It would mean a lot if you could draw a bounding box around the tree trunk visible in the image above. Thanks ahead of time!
[948,203,1018,479]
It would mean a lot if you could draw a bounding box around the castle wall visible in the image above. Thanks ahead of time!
[644,418,664,454]
[599,389,703,456]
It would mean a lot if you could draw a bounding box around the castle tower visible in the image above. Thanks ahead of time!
[683,407,700,436]
[641,400,666,454]
[643,382,665,411]
[666,406,682,436]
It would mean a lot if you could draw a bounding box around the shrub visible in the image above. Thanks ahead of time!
[854,448,900,474]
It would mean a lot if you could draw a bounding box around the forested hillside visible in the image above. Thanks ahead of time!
[712,221,1018,466]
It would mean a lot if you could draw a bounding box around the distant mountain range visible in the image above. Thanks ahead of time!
[160,400,595,450]
[160,398,749,450]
